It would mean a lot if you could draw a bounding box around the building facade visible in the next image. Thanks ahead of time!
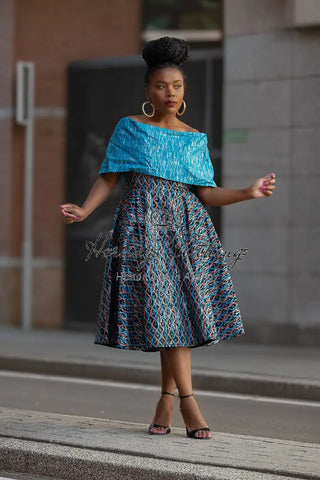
[1,0,319,345]
[0,0,141,328]
[222,0,320,345]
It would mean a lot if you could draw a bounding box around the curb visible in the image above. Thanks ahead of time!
[0,355,319,401]
[0,438,299,480]
[1,407,319,480]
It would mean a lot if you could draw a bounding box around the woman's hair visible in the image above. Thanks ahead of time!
[142,36,189,86]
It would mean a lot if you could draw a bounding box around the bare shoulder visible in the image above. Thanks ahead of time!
[186,126,200,133]
[125,115,200,132]
[177,120,200,133]
[126,114,145,122]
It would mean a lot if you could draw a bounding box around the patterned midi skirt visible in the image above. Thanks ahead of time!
[94,171,245,352]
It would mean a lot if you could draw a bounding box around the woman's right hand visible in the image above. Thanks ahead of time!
[60,203,87,224]
[249,173,276,199]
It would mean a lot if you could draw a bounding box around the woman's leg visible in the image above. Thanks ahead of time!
[149,350,176,434]
[161,346,211,439]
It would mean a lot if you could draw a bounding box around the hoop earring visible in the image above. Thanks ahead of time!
[177,100,186,116]
[142,101,155,118]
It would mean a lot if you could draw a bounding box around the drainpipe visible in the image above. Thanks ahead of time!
[16,61,35,330]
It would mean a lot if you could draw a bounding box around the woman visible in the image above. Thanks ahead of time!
[60,37,276,440]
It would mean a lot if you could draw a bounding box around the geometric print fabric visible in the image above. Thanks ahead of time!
[94,171,245,352]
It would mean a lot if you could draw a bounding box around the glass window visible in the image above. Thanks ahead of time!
[143,0,222,31]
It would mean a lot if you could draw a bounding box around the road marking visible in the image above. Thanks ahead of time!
[0,477,51,480]
[0,478,21,480]
[0,369,319,408]
[0,476,52,480]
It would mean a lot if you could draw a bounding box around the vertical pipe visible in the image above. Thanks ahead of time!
[205,57,213,145]
[17,63,35,330]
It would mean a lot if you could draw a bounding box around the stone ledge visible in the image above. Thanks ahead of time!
[0,407,318,480]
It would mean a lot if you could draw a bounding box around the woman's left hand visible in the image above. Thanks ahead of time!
[250,172,276,198]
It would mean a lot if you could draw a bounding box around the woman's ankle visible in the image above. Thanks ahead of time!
[179,395,208,429]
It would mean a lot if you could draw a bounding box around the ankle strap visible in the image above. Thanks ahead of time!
[179,393,194,399]
[162,391,177,397]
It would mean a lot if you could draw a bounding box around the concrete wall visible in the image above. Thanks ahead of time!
[0,0,141,328]
[222,0,320,345]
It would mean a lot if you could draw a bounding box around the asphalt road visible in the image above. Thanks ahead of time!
[1,370,319,444]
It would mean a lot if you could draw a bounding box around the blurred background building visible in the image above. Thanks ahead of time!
[0,0,319,346]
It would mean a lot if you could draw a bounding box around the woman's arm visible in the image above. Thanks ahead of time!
[195,173,276,207]
[81,172,121,216]
[60,172,121,223]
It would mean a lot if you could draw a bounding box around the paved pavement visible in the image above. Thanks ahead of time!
[0,406,319,480]
[0,326,319,400]
[0,326,320,479]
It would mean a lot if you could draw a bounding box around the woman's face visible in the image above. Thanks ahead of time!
[145,67,185,116]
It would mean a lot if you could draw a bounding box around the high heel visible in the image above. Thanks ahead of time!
[179,393,212,440]
[148,391,176,435]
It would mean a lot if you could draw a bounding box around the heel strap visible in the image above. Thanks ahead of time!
[179,393,194,399]
[162,391,177,397]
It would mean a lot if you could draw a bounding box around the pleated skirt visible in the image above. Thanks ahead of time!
[94,171,245,352]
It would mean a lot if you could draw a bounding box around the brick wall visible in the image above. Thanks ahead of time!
[0,0,141,327]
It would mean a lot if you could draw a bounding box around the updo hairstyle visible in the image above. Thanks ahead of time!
[142,36,189,87]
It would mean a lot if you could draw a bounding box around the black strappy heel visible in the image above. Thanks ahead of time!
[148,391,177,435]
[179,393,212,439]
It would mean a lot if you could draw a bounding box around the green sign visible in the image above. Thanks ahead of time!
[224,129,247,143]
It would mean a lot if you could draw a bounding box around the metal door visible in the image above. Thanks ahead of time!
[65,48,223,328]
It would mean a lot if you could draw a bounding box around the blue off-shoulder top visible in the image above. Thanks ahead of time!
[98,117,217,188]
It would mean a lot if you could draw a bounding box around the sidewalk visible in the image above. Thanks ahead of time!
[1,406,319,480]
[0,326,320,400]
[1,327,320,479]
